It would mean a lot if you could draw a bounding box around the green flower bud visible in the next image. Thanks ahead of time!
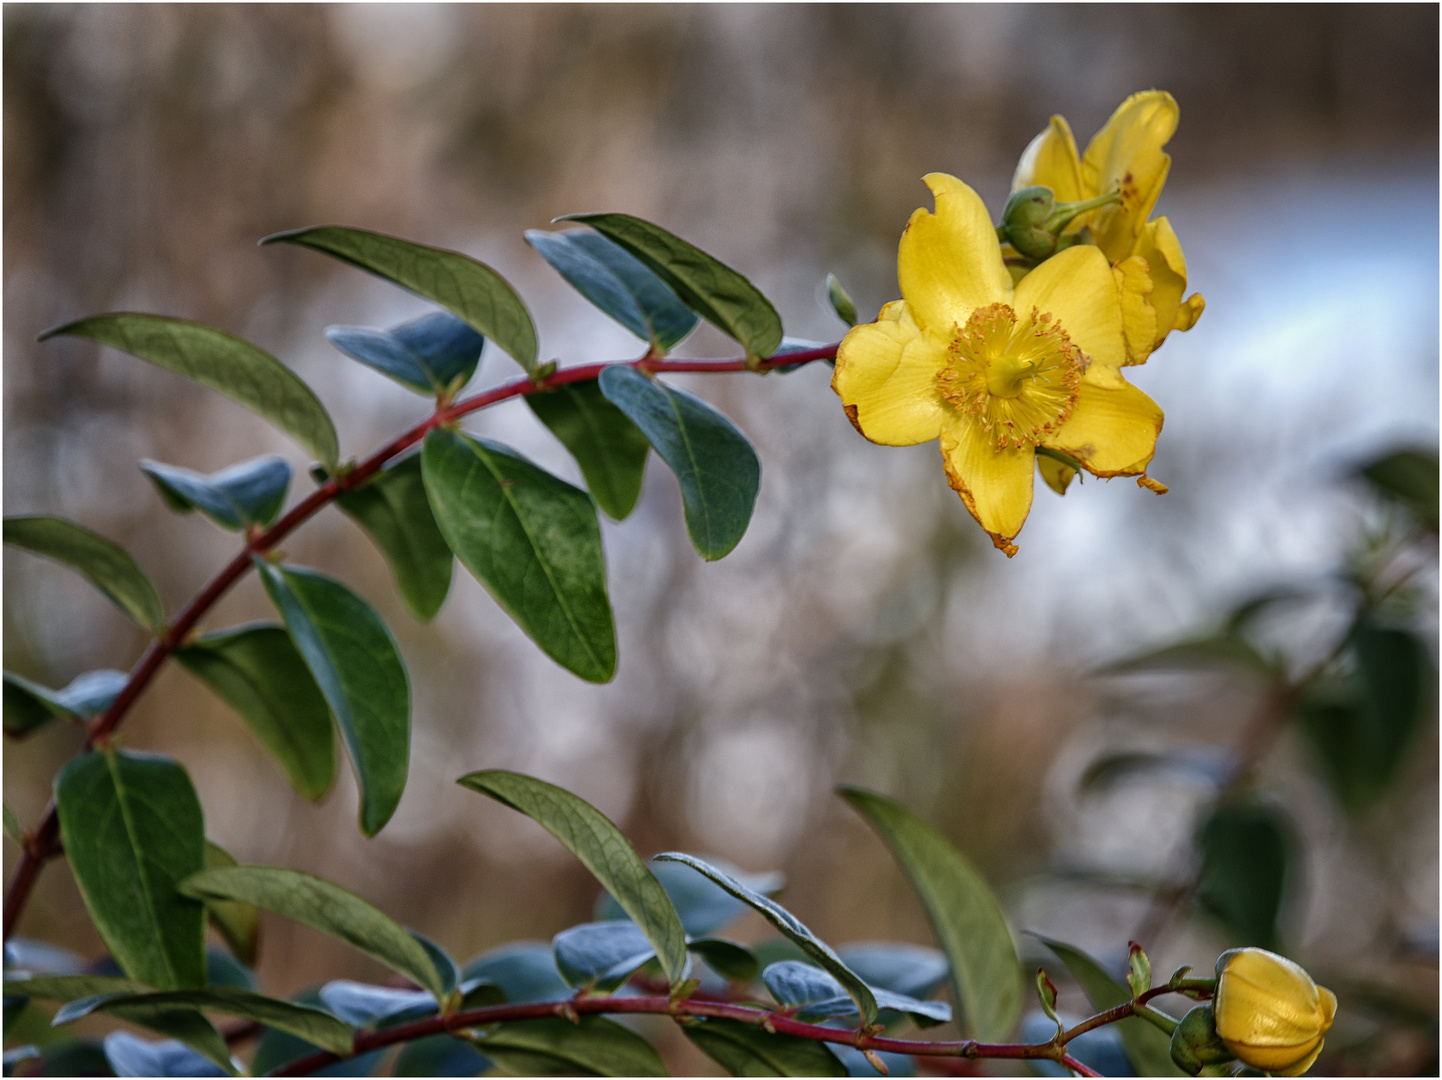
[1170,1004,1235,1076]
[999,187,1060,261]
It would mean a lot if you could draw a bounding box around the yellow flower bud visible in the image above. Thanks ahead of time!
[1213,948,1337,1076]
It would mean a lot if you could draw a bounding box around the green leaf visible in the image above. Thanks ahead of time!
[458,771,688,984]
[527,382,650,521]
[596,857,785,938]
[393,1033,490,1077]
[1296,622,1432,814]
[39,313,338,467]
[178,866,445,1000]
[326,311,484,396]
[333,453,454,621]
[255,561,410,836]
[200,843,260,968]
[1035,935,1185,1077]
[1357,447,1438,529]
[598,367,759,560]
[837,787,1023,1040]
[1097,634,1272,677]
[422,429,616,683]
[552,921,656,992]
[653,853,876,1026]
[560,214,782,359]
[687,938,758,984]
[1196,801,1293,950]
[525,229,698,353]
[140,456,290,532]
[176,625,336,802]
[101,1031,228,1079]
[75,1000,234,1073]
[2,974,153,1002]
[64,987,353,1057]
[4,669,128,737]
[263,226,537,373]
[4,516,165,633]
[682,1017,846,1077]
[56,749,207,990]
[470,1016,667,1077]
[825,274,858,327]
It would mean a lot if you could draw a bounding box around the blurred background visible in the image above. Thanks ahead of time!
[4,5,1437,1075]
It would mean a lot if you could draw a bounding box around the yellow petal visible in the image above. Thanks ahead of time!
[1011,115,1085,203]
[1042,379,1162,477]
[1013,244,1127,371]
[939,412,1034,556]
[1276,1039,1326,1076]
[1081,90,1179,263]
[1133,217,1187,344]
[898,173,1012,333]
[1112,255,1158,365]
[1036,453,1077,495]
[1175,291,1205,331]
[832,301,947,446]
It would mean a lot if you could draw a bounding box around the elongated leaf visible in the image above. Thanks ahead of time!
[2,974,151,1002]
[560,214,782,358]
[527,382,650,520]
[461,942,569,1004]
[458,771,687,984]
[67,987,353,1057]
[683,1017,845,1077]
[40,313,338,467]
[56,750,206,989]
[423,429,615,682]
[526,229,697,352]
[179,866,445,999]
[327,311,484,395]
[687,938,758,984]
[598,367,759,560]
[1196,801,1292,949]
[4,516,164,632]
[1357,447,1438,529]
[596,857,785,938]
[334,453,453,621]
[838,788,1023,1040]
[552,921,655,991]
[177,625,335,802]
[256,561,409,835]
[249,989,388,1078]
[264,226,537,372]
[201,843,260,967]
[411,932,460,996]
[1035,935,1184,1077]
[1098,633,1272,677]
[141,456,290,531]
[4,669,127,736]
[471,1016,666,1077]
[838,943,948,1000]
[100,1018,232,1075]
[317,981,434,1028]
[654,853,876,1025]
[762,961,949,1026]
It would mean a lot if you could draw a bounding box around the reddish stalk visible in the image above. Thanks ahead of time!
[2,345,837,941]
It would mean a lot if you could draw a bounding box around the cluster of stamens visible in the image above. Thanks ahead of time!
[936,303,1084,450]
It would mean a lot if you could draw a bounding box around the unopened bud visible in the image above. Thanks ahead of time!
[998,185,1123,262]
[1169,1004,1234,1075]
[1127,942,1152,998]
[1213,948,1336,1076]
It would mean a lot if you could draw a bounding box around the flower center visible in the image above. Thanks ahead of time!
[937,303,1084,450]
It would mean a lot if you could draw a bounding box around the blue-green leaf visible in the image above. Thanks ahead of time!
[56,750,207,990]
[179,866,445,1000]
[682,1018,846,1077]
[326,312,484,396]
[264,226,537,373]
[559,214,782,359]
[686,939,758,984]
[596,857,784,938]
[470,1016,666,1077]
[39,313,338,467]
[838,788,1023,1041]
[101,1026,231,1076]
[422,429,615,682]
[140,456,290,531]
[4,669,127,736]
[526,229,697,352]
[317,981,434,1028]
[176,625,335,802]
[4,516,165,633]
[837,943,948,1001]
[527,382,650,521]
[394,1033,491,1077]
[653,853,876,1025]
[762,961,950,1027]
[333,453,453,622]
[458,771,688,985]
[461,942,569,1004]
[552,921,656,992]
[255,561,409,836]
[598,367,759,560]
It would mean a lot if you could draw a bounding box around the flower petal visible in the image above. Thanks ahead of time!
[1112,254,1159,365]
[1011,116,1085,203]
[1036,453,1077,496]
[1013,244,1126,371]
[1081,90,1179,263]
[832,301,947,446]
[1175,292,1205,332]
[939,412,1035,557]
[1042,379,1163,478]
[1134,217,1187,346]
[898,173,1011,333]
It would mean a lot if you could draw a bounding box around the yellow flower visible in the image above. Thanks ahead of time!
[1012,91,1205,363]
[1213,948,1337,1076]
[833,173,1165,557]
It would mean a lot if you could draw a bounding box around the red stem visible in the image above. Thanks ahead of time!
[2,344,837,942]
[268,994,1076,1077]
